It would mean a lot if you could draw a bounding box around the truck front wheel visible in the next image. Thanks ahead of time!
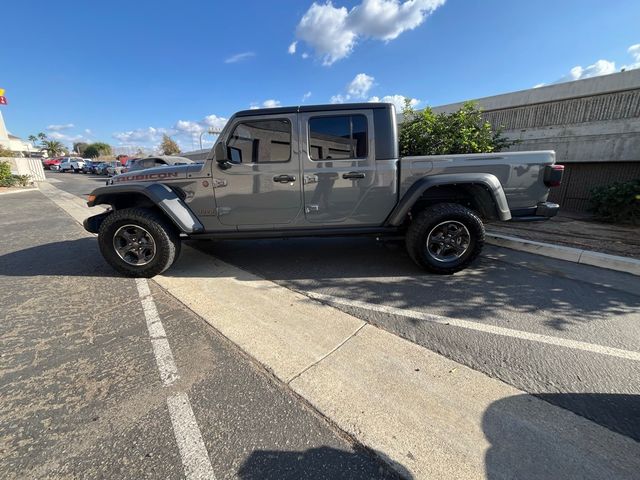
[406,203,485,274]
[98,208,181,278]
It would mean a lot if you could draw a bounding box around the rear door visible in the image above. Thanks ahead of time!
[299,109,378,224]
[212,113,302,227]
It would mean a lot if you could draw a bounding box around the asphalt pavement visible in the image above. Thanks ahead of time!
[40,172,640,438]
[42,171,640,444]
[0,179,399,478]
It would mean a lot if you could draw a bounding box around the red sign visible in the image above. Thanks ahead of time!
[0,96,7,105]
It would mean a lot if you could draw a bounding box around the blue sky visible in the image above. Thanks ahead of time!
[2,0,639,153]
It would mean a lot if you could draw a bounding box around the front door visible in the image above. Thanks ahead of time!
[213,114,302,227]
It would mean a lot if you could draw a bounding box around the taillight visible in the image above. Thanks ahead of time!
[544,164,564,187]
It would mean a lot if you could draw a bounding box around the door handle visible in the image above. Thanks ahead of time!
[273,174,296,183]
[342,172,365,179]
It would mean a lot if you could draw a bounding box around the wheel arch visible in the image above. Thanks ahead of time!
[86,183,204,234]
[385,174,511,226]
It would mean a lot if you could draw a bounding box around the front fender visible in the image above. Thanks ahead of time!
[385,173,511,226]
[87,183,204,233]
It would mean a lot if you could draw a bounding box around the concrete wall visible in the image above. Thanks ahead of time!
[2,157,46,182]
[431,69,640,212]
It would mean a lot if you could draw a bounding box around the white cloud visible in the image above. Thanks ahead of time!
[538,44,640,87]
[296,2,354,66]
[332,73,419,109]
[369,94,420,111]
[224,52,255,64]
[622,43,640,70]
[302,91,312,102]
[46,123,74,131]
[330,94,348,104]
[295,0,446,65]
[112,113,228,151]
[202,114,227,131]
[288,41,297,54]
[347,73,374,98]
[250,99,282,109]
[557,59,616,83]
[113,126,166,144]
[302,52,310,59]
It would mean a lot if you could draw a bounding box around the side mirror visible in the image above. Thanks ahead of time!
[214,142,228,163]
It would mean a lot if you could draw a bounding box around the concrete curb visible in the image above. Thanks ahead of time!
[486,232,640,277]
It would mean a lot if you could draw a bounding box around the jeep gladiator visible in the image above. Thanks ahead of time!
[84,103,563,277]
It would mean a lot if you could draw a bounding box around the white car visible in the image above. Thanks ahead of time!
[59,157,86,173]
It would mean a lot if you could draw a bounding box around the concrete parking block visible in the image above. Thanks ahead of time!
[486,232,582,262]
[579,249,640,276]
[486,231,640,276]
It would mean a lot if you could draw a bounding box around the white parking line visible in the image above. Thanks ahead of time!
[135,278,215,479]
[167,393,217,480]
[305,291,640,362]
[136,278,179,386]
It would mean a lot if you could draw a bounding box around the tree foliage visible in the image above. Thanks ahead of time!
[399,100,517,157]
[41,140,66,157]
[73,142,89,155]
[83,142,112,158]
[160,134,180,155]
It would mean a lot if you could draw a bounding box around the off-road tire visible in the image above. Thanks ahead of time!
[98,207,181,278]
[406,203,484,274]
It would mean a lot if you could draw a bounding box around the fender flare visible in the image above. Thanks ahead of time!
[385,173,511,226]
[86,183,204,233]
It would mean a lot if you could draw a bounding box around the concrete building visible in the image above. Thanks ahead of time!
[432,69,640,212]
[0,111,39,157]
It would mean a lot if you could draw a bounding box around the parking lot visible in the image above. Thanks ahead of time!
[1,170,639,479]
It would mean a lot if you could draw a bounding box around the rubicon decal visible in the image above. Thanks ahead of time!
[114,172,180,182]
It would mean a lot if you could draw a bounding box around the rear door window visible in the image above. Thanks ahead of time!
[308,115,368,160]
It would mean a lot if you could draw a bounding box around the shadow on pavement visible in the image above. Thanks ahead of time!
[483,393,640,480]
[0,238,117,277]
[237,446,412,480]
[186,237,640,331]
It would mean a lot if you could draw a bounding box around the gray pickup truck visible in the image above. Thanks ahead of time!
[84,103,563,277]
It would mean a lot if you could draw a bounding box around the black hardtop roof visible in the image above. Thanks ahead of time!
[234,102,394,118]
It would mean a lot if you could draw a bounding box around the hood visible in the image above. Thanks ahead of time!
[109,164,194,185]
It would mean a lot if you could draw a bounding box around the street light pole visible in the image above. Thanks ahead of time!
[199,128,221,150]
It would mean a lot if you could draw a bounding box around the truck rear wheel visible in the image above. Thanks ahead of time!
[98,207,181,278]
[406,203,484,274]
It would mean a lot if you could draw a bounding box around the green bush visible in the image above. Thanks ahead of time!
[589,179,640,224]
[399,100,518,157]
[14,175,32,187]
[0,160,11,180]
[0,175,16,187]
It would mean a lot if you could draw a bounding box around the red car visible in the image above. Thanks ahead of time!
[43,157,62,170]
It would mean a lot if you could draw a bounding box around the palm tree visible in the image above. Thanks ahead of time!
[28,135,38,145]
[37,132,47,141]
[41,140,66,157]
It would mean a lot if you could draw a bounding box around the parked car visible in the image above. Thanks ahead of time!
[106,162,124,177]
[59,157,86,173]
[84,102,563,278]
[94,162,111,175]
[123,156,194,173]
[43,157,62,170]
[81,160,98,174]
